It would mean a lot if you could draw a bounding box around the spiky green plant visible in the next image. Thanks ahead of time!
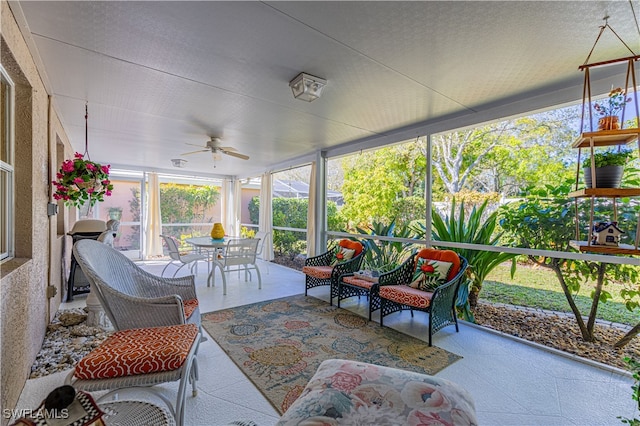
[424,199,517,319]
[355,219,417,273]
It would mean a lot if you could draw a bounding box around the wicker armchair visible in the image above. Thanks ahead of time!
[302,239,366,305]
[73,239,201,331]
[378,249,468,346]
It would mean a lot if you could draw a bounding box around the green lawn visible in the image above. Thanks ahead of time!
[482,264,640,326]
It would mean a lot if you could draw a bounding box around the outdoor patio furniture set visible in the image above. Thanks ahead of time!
[303,239,469,346]
[57,235,472,425]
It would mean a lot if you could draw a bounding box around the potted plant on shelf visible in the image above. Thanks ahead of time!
[583,149,632,188]
[593,87,632,131]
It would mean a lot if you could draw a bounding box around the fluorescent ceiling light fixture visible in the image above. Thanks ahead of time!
[289,72,326,102]
[171,158,187,168]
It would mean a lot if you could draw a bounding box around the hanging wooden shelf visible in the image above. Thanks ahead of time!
[568,48,640,256]
[572,128,640,148]
[568,188,640,198]
[570,241,640,255]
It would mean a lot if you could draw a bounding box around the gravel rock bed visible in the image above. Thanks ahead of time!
[29,308,112,379]
[473,301,640,371]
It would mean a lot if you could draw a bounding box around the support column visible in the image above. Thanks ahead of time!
[314,150,327,255]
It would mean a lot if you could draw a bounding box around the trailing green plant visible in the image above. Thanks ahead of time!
[355,219,418,273]
[582,149,632,168]
[618,356,640,425]
[422,199,517,321]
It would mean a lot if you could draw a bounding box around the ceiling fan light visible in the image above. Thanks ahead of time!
[289,72,326,102]
[171,158,187,168]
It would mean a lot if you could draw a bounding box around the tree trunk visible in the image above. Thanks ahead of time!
[530,256,594,342]
[585,262,606,337]
[615,322,640,348]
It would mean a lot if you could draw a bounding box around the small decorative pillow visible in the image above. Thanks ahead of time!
[331,246,356,266]
[408,258,453,291]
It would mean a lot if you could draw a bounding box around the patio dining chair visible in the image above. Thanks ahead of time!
[254,230,271,274]
[160,234,208,278]
[207,238,262,295]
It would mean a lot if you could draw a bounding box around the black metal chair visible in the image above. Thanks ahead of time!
[379,251,468,346]
[301,239,366,305]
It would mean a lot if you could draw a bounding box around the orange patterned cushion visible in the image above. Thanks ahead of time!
[183,298,199,319]
[415,248,460,281]
[379,285,432,309]
[302,265,333,279]
[74,324,198,380]
[342,276,376,290]
[339,239,363,256]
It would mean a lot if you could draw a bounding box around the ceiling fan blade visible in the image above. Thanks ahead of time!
[185,142,206,148]
[181,149,210,156]
[219,146,237,152]
[221,149,249,160]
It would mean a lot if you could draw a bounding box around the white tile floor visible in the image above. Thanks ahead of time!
[15,259,640,425]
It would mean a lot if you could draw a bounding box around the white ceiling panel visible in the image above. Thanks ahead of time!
[11,1,640,177]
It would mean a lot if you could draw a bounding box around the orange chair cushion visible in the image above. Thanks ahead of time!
[183,298,199,319]
[342,276,376,290]
[74,324,198,380]
[339,239,363,256]
[379,285,432,309]
[302,265,334,279]
[415,248,460,281]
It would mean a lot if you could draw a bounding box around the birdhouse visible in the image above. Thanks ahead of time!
[591,221,624,246]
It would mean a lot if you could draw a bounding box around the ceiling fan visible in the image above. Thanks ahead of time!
[181,137,250,161]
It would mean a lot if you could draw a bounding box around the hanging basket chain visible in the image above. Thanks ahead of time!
[583,17,638,66]
[84,102,90,160]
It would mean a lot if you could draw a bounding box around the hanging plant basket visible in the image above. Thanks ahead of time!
[52,104,114,208]
[52,152,113,208]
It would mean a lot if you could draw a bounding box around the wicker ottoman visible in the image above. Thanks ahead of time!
[277,359,478,425]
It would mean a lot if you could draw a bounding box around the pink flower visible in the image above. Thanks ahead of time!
[330,372,361,392]
[401,382,451,412]
[53,194,61,200]
[73,177,84,184]
[407,409,451,426]
[85,163,97,172]
[101,165,110,174]
[101,180,110,185]
[56,173,63,179]
[74,152,84,159]
[106,190,112,196]
[87,187,95,194]
[338,362,382,381]
[61,160,75,173]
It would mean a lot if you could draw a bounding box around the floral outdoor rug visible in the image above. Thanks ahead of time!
[201,294,461,415]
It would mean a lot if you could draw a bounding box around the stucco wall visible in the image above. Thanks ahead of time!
[0,1,72,421]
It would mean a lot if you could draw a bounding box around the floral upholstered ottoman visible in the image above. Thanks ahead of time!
[277,359,478,426]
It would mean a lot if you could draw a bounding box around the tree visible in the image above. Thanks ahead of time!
[499,180,639,342]
[431,107,579,197]
[340,140,426,229]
